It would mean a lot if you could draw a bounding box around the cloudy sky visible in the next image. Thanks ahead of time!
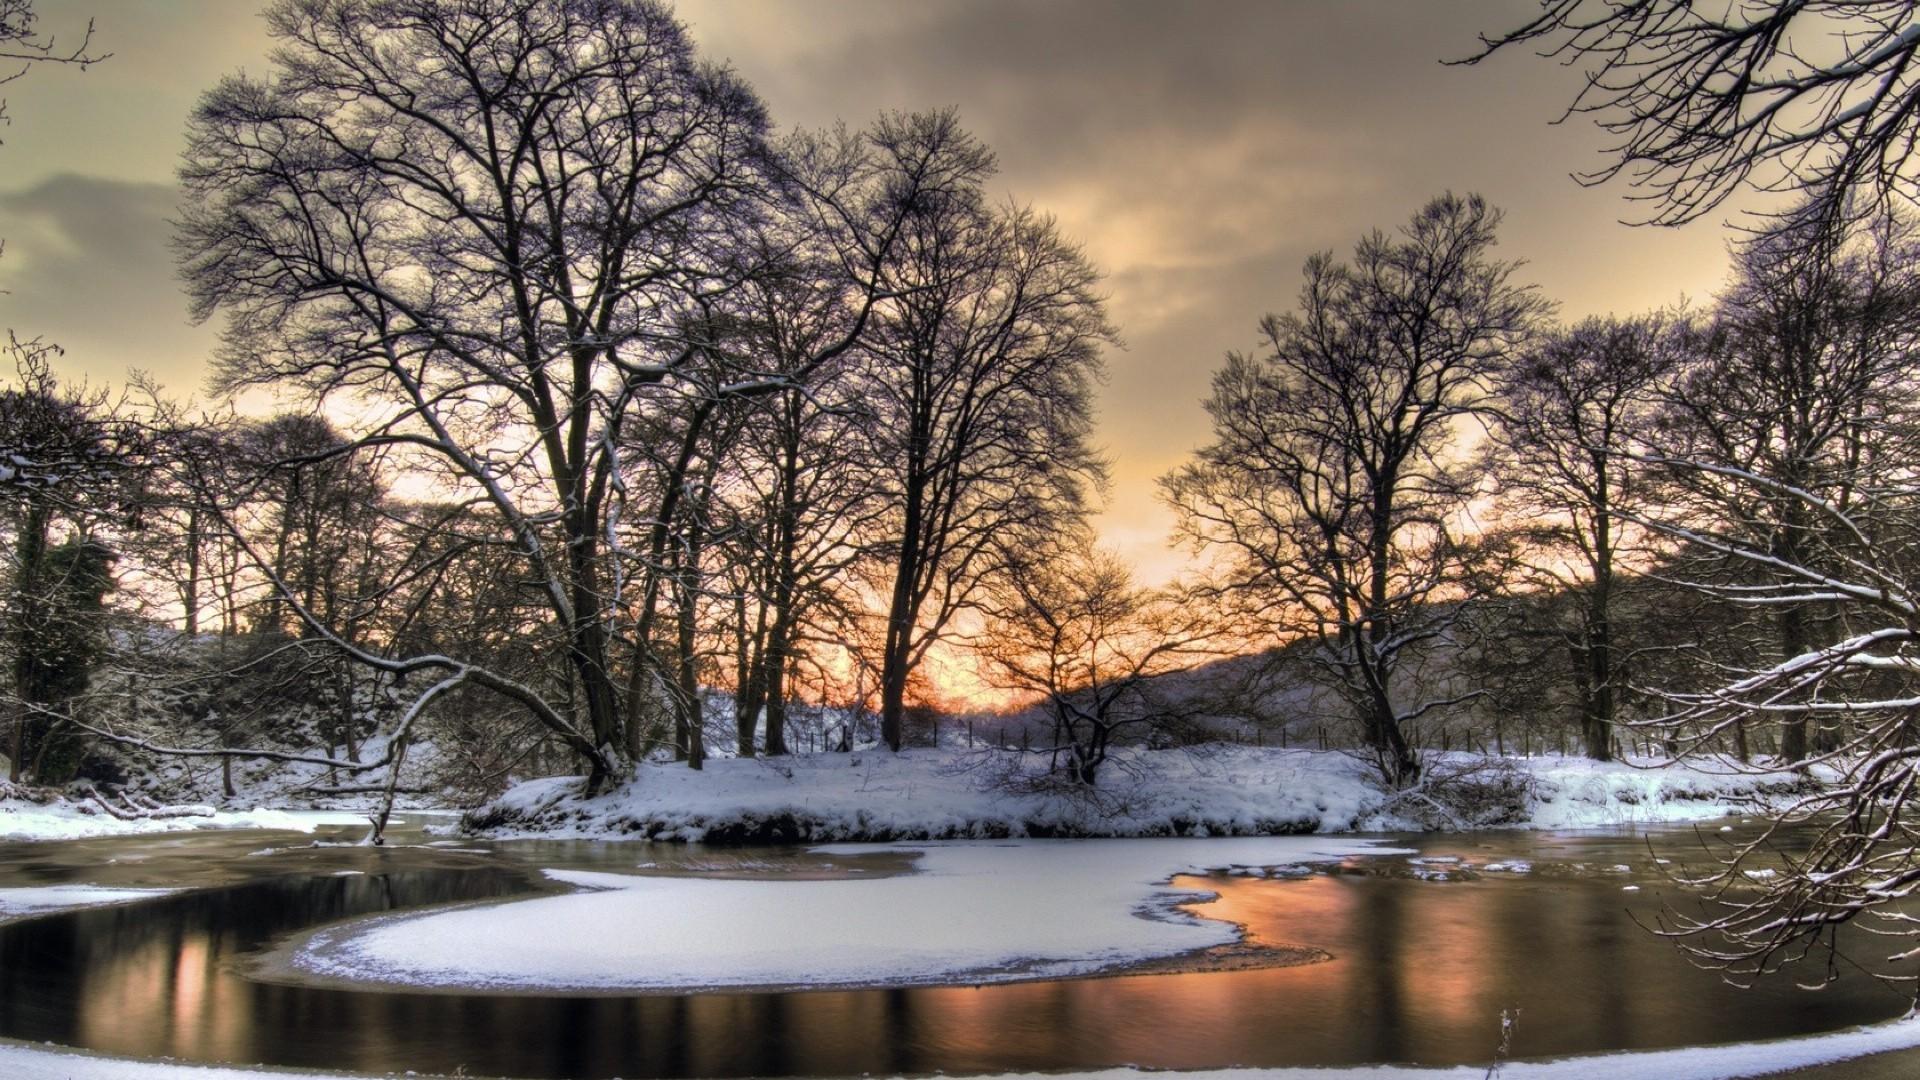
[1,0,1742,582]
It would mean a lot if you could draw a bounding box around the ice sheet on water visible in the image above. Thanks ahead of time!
[0,884,178,920]
[292,836,1401,992]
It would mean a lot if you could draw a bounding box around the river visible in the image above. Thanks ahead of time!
[0,819,1906,1078]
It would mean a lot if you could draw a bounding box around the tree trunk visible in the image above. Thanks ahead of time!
[8,498,49,784]
[565,533,620,792]
[7,702,22,784]
[733,589,769,757]
[183,510,202,636]
[764,643,791,757]
[1365,684,1419,788]
[622,401,720,765]
[1360,487,1418,787]
[675,533,705,771]
[1583,508,1618,761]
[762,443,801,758]
[264,477,295,635]
[879,661,910,752]
[1778,604,1811,764]
[338,659,360,763]
[879,443,930,753]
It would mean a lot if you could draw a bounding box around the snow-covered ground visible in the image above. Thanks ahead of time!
[0,797,382,842]
[0,725,453,844]
[465,746,1814,842]
[5,1017,1920,1079]
[138,733,443,812]
[290,836,1397,992]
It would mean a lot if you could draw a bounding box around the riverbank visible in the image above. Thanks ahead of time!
[463,745,1816,843]
[5,1019,1920,1079]
[0,789,383,842]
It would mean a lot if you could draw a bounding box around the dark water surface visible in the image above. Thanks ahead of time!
[0,821,1908,1078]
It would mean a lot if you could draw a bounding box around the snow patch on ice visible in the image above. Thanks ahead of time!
[5,1013,1920,1078]
[0,885,179,921]
[292,836,1397,992]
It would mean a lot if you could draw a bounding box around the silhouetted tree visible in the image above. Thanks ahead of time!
[1165,193,1545,788]
[1466,0,1920,233]
[863,112,1113,752]
[177,0,784,790]
[975,539,1218,786]
[1656,205,1920,763]
[1489,313,1683,760]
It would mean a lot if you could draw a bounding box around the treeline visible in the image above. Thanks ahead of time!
[5,0,1919,812]
[1162,195,1920,788]
[963,189,1920,794]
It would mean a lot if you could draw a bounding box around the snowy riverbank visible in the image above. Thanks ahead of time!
[5,1018,1920,1079]
[0,795,385,843]
[463,745,1817,843]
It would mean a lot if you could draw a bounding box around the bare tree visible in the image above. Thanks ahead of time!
[974,539,1219,786]
[1633,448,1920,992]
[176,0,792,790]
[720,270,890,758]
[606,118,961,763]
[1164,193,1545,788]
[863,111,1114,752]
[604,115,975,767]
[0,0,106,144]
[1464,0,1920,232]
[1654,205,1920,763]
[231,415,384,638]
[1488,313,1683,760]
[121,420,240,641]
[0,342,141,783]
[1565,209,1920,988]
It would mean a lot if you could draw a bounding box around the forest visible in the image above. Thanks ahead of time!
[2,2,1908,807]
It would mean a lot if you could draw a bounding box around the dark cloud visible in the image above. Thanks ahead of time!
[0,174,216,395]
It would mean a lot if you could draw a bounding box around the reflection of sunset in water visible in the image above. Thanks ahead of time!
[5,837,1915,1078]
[171,936,210,1050]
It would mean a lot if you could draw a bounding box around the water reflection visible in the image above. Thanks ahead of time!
[0,831,1909,1078]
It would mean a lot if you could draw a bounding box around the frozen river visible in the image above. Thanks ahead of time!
[0,819,1909,1077]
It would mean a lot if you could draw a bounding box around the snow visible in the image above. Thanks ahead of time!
[292,836,1398,992]
[1517,754,1805,829]
[0,799,381,842]
[138,733,444,813]
[0,884,178,921]
[465,746,1815,842]
[4,1016,1920,1079]
[0,1041,409,1080]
